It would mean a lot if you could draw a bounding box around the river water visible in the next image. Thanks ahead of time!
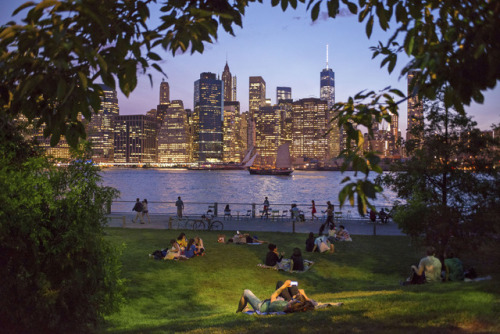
[99,168,398,216]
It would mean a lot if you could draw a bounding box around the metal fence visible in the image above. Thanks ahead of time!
[110,200,393,220]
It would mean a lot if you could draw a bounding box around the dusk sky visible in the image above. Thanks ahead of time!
[2,1,499,137]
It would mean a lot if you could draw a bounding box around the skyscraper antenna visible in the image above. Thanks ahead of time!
[326,44,329,70]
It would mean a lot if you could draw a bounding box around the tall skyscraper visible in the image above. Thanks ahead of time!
[223,101,243,163]
[159,79,170,105]
[276,87,292,103]
[222,61,233,102]
[113,115,157,163]
[193,72,223,162]
[255,105,280,165]
[407,69,423,141]
[157,100,190,163]
[320,45,335,108]
[291,98,332,163]
[231,75,237,101]
[248,76,266,149]
[87,84,120,163]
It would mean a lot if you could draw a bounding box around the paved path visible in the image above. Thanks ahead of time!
[107,213,404,236]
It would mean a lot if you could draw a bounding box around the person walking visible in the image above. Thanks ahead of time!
[310,200,317,220]
[132,198,144,224]
[141,199,150,224]
[175,196,184,218]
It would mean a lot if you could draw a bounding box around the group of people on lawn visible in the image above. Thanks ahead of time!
[150,232,205,260]
[403,246,466,285]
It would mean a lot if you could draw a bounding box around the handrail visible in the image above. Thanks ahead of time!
[109,199,393,219]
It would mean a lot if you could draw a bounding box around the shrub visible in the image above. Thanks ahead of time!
[0,150,122,333]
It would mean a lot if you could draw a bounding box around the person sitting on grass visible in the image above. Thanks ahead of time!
[177,232,188,251]
[236,280,316,314]
[305,232,316,252]
[164,239,186,260]
[312,234,334,253]
[444,249,464,282]
[290,248,305,272]
[335,225,352,242]
[265,243,284,267]
[194,236,205,256]
[402,246,442,285]
[184,238,197,259]
[327,224,337,243]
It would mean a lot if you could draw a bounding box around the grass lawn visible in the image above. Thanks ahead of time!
[103,228,500,333]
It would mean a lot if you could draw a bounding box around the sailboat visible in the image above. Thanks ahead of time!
[248,143,293,175]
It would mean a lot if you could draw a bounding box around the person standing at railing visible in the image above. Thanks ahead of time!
[176,196,184,218]
[261,197,270,218]
[141,199,150,224]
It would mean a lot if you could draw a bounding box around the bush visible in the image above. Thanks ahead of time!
[0,150,122,333]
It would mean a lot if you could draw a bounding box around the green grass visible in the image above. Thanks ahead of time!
[103,229,500,333]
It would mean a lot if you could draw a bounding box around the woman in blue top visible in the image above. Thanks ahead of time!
[184,238,197,258]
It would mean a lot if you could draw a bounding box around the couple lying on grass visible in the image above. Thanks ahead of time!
[227,231,267,244]
[236,280,342,314]
[150,233,205,260]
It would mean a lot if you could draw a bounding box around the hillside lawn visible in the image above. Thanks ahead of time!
[103,228,500,333]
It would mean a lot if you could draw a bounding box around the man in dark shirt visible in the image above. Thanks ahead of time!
[132,198,144,224]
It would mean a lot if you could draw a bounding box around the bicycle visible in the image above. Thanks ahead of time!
[192,214,224,231]
[168,216,190,229]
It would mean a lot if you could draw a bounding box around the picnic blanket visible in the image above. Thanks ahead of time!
[257,259,314,272]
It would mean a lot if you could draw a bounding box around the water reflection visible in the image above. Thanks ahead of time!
[99,169,398,215]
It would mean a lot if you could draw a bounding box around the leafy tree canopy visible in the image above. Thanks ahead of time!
[379,92,499,255]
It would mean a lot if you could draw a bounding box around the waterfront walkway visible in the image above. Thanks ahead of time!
[106,212,404,236]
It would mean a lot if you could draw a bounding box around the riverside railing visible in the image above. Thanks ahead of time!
[109,200,393,221]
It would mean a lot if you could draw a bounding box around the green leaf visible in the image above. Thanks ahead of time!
[12,1,36,15]
[271,0,280,6]
[311,1,321,21]
[346,1,357,14]
[281,0,289,11]
[366,15,373,38]
[147,52,162,61]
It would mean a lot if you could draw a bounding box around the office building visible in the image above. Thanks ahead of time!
[291,98,332,163]
[276,99,293,146]
[276,87,292,103]
[319,46,340,157]
[255,105,280,165]
[113,115,157,163]
[222,62,237,102]
[407,69,424,142]
[193,72,223,162]
[223,101,243,163]
[248,76,266,149]
[159,79,170,105]
[157,100,190,163]
[87,84,119,163]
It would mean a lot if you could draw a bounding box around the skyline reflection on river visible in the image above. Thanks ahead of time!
[99,168,399,215]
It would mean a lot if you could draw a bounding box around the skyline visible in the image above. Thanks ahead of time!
[1,1,499,137]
